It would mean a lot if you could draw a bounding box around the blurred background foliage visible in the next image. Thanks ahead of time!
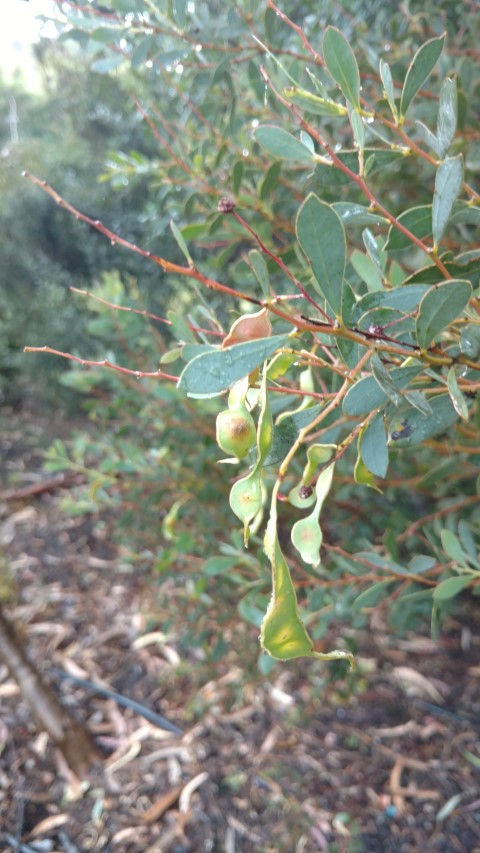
[2,0,479,666]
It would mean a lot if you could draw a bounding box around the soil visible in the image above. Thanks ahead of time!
[0,406,479,853]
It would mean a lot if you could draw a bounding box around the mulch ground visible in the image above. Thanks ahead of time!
[0,406,479,853]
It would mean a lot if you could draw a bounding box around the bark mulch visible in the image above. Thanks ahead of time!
[0,407,479,852]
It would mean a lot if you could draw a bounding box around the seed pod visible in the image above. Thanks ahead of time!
[216,407,256,460]
[222,307,272,348]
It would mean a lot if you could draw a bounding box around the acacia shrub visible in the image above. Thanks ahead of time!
[32,0,480,666]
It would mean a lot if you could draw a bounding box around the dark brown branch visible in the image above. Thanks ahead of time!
[0,608,99,777]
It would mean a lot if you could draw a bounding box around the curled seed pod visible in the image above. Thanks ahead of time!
[216,407,256,460]
[222,307,272,348]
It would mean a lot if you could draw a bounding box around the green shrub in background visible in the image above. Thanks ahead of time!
[30,0,480,668]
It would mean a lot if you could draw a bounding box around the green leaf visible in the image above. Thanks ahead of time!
[264,404,329,467]
[400,34,445,117]
[254,125,315,163]
[433,576,471,602]
[248,249,270,298]
[232,160,243,194]
[405,255,480,288]
[403,390,433,417]
[352,581,392,612]
[354,453,381,492]
[460,324,480,359]
[343,366,423,416]
[177,334,289,398]
[323,27,360,109]
[203,556,239,576]
[332,203,387,228]
[283,87,348,116]
[260,161,281,200]
[432,154,464,247]
[360,412,389,478]
[371,354,405,406]
[441,529,470,565]
[447,367,469,421]
[384,205,432,252]
[170,220,192,265]
[388,394,458,446]
[352,285,430,324]
[379,59,397,119]
[296,193,346,318]
[91,55,125,74]
[351,250,383,291]
[437,76,458,158]
[414,119,441,156]
[415,280,472,348]
[310,149,405,186]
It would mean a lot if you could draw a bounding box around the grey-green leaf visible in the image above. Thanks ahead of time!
[343,366,422,416]
[371,354,404,406]
[433,576,471,602]
[254,125,315,163]
[333,202,387,228]
[177,334,289,398]
[296,193,346,318]
[323,26,360,109]
[379,59,397,119]
[432,154,464,247]
[360,412,389,478]
[170,220,192,265]
[384,205,432,252]
[400,34,445,117]
[447,367,469,421]
[415,279,472,348]
[388,394,458,446]
[437,76,458,158]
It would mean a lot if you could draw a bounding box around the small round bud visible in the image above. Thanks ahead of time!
[299,484,313,500]
[217,197,236,213]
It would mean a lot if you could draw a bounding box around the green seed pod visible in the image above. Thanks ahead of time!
[216,407,256,460]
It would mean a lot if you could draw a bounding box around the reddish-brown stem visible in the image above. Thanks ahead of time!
[229,209,333,322]
[70,287,223,338]
[24,346,179,382]
[397,495,479,543]
[22,172,262,307]
[259,68,452,279]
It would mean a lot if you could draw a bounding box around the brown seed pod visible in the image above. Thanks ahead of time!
[222,308,272,349]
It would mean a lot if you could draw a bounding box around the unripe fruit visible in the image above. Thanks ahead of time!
[216,407,256,459]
